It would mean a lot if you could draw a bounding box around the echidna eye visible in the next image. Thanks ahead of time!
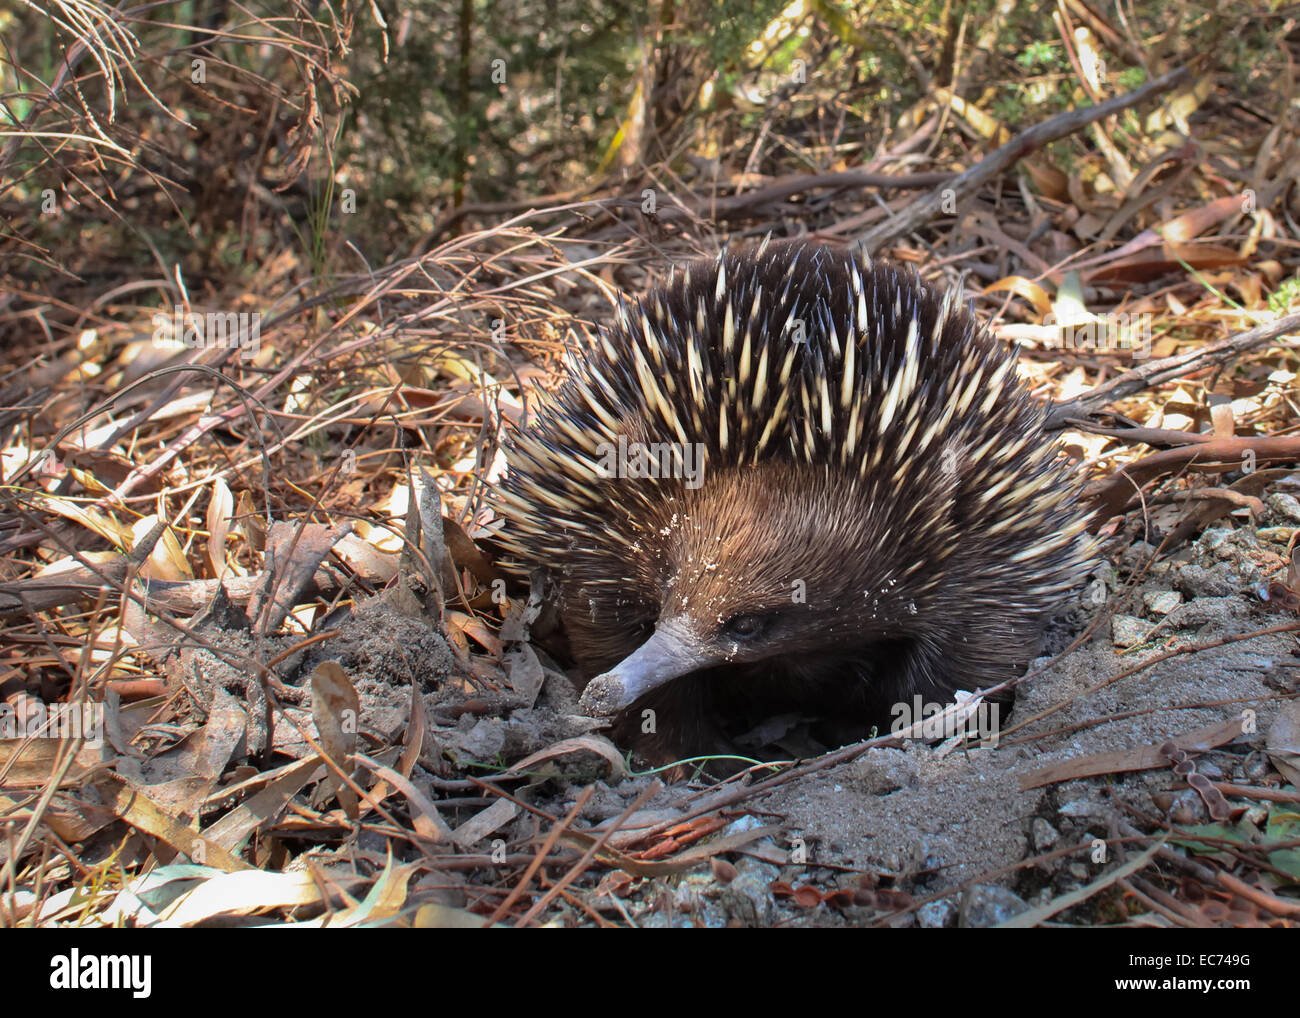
[722,613,768,640]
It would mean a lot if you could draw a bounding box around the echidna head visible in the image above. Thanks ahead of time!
[573,459,943,717]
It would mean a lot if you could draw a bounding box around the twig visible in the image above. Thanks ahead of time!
[856,65,1192,250]
[1045,310,1300,431]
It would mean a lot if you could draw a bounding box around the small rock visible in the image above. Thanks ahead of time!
[1111,614,1156,648]
[640,910,697,929]
[444,718,506,763]
[1162,596,1250,629]
[1241,751,1271,782]
[849,748,921,795]
[1120,541,1159,571]
[1267,493,1300,525]
[959,885,1030,927]
[1196,759,1224,780]
[724,814,764,836]
[1058,799,1094,818]
[673,878,706,912]
[717,857,780,927]
[917,898,958,928]
[1142,590,1182,615]
[1197,528,1231,553]
[912,837,952,874]
[1174,563,1248,598]
[1031,818,1059,852]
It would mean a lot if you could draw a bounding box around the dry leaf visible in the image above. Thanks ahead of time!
[310,661,361,818]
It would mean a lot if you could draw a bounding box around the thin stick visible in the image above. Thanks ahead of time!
[856,66,1193,251]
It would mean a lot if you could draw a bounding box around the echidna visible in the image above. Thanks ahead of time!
[497,239,1094,767]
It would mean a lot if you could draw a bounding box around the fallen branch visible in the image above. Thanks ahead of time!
[646,169,956,226]
[0,559,350,619]
[856,65,1193,251]
[1045,310,1300,431]
[1086,434,1300,523]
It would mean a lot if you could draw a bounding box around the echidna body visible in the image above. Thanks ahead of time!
[498,240,1094,765]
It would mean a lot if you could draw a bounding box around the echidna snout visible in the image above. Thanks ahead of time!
[498,240,1096,766]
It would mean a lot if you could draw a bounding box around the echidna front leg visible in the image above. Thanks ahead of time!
[609,677,732,771]
[899,624,1035,728]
